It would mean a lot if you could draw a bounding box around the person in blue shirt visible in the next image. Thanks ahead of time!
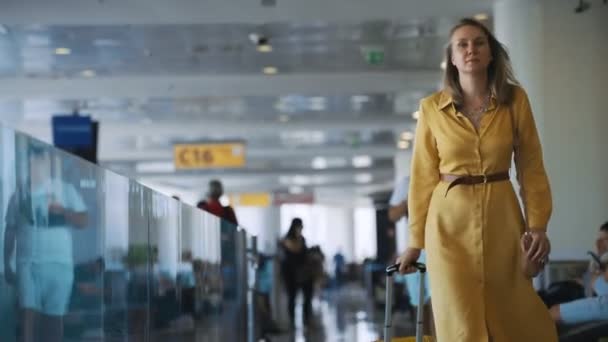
[333,250,345,287]
[549,222,608,324]
[4,142,88,342]
[388,176,433,335]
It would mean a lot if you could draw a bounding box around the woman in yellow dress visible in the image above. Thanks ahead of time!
[397,18,557,341]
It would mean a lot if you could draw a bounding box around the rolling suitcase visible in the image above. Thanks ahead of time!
[378,262,433,342]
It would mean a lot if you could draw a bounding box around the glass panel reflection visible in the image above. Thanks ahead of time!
[0,123,253,342]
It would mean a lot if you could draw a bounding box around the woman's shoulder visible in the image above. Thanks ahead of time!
[510,84,529,103]
[282,238,298,250]
[415,90,449,124]
[420,90,445,108]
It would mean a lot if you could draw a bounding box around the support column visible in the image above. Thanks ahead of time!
[494,1,545,137]
[494,1,608,263]
[331,206,356,263]
[393,149,412,253]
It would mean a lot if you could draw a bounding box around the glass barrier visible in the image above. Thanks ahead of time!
[0,124,255,342]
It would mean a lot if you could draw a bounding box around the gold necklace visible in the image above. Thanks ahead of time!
[461,94,491,125]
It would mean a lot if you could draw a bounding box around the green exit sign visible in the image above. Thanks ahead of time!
[365,50,385,65]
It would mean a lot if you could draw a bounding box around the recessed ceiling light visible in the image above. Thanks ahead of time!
[275,98,293,113]
[135,161,175,173]
[312,157,328,170]
[257,44,273,53]
[54,47,71,55]
[352,155,372,168]
[474,13,489,21]
[355,173,373,184]
[289,186,304,194]
[351,95,370,103]
[309,97,326,111]
[249,33,261,43]
[292,175,309,185]
[81,69,96,78]
[412,111,420,120]
[26,34,50,47]
[400,131,414,140]
[398,140,410,150]
[263,66,278,75]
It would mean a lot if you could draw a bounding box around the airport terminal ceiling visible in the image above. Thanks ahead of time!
[0,0,494,202]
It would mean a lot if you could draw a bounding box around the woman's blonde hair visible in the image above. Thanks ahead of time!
[443,18,519,106]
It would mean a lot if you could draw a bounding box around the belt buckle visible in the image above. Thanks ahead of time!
[482,174,488,184]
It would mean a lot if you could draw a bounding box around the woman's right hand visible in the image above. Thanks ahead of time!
[396,247,421,274]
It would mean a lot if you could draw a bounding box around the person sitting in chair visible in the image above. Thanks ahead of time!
[549,221,608,324]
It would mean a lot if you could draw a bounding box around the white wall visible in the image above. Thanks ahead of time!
[353,207,378,262]
[280,204,377,264]
[234,206,281,254]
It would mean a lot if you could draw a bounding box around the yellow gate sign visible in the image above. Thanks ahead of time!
[174,142,245,169]
[229,193,271,207]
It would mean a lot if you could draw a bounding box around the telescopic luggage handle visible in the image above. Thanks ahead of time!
[386,262,426,276]
[384,262,428,342]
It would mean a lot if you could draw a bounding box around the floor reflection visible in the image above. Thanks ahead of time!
[145,282,417,342]
[262,283,415,342]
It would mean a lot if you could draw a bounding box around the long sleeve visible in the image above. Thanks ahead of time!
[407,100,440,249]
[513,87,552,231]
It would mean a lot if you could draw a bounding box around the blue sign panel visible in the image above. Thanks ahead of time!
[52,115,93,148]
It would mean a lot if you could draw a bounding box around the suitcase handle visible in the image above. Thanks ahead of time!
[386,262,426,276]
[383,262,428,342]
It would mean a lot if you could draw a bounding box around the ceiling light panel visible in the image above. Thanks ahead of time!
[0,21,448,77]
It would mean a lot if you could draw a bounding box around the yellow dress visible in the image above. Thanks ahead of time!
[408,86,558,342]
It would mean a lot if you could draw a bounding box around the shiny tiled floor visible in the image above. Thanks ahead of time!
[266,284,416,342]
[164,283,418,342]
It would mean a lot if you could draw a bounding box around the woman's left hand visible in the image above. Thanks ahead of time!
[525,229,551,262]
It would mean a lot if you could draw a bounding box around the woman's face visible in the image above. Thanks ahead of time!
[295,226,303,238]
[450,25,492,75]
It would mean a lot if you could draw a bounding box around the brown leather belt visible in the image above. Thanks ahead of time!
[441,171,510,196]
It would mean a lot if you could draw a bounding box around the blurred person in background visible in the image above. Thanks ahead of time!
[197,179,239,298]
[197,179,238,225]
[4,142,88,342]
[548,222,608,325]
[279,218,314,329]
